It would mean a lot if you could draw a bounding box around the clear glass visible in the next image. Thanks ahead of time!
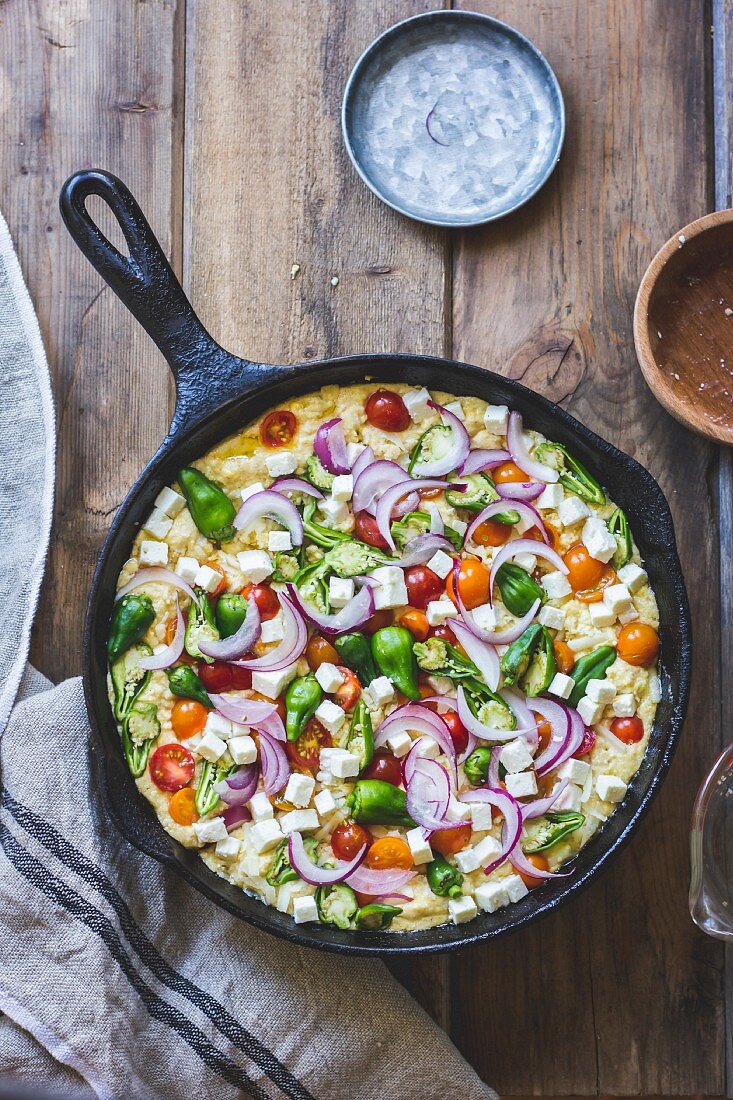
[690,743,733,938]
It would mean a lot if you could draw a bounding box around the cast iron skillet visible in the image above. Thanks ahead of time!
[61,169,691,956]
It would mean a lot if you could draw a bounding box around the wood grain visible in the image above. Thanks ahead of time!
[450,1,724,1094]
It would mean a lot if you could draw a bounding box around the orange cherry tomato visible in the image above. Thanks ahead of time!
[446,558,490,610]
[171,699,208,740]
[493,461,529,484]
[563,543,605,592]
[331,822,372,861]
[533,711,553,751]
[361,609,394,636]
[149,743,195,792]
[553,640,575,675]
[168,787,199,826]
[400,608,430,641]
[241,583,280,621]
[260,409,297,448]
[166,615,196,664]
[201,559,228,598]
[430,823,472,856]
[617,622,659,667]
[365,836,414,870]
[334,667,361,711]
[575,567,617,603]
[518,852,550,888]
[306,634,340,671]
[472,518,511,547]
[285,717,332,770]
[610,715,645,744]
[525,521,560,549]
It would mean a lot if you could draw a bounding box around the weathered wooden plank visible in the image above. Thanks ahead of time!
[0,0,177,682]
[451,1,723,1094]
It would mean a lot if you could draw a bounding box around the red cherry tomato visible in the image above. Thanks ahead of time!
[609,715,645,744]
[331,821,372,861]
[404,565,444,610]
[354,510,391,551]
[365,389,410,432]
[442,710,469,756]
[197,661,234,692]
[241,583,280,621]
[229,665,253,690]
[363,752,403,786]
[361,609,394,636]
[285,717,332,770]
[149,743,196,792]
[260,409,297,448]
[429,623,457,646]
[334,667,361,710]
[430,823,472,856]
[573,725,596,757]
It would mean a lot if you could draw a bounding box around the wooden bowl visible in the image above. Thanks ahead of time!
[634,209,733,445]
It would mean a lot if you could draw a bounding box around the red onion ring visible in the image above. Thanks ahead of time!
[378,704,457,783]
[406,401,470,478]
[199,597,261,661]
[533,699,585,776]
[521,778,570,820]
[251,709,287,742]
[214,763,259,806]
[462,787,523,874]
[345,864,416,895]
[376,479,454,551]
[398,533,456,568]
[209,693,277,726]
[258,730,290,794]
[271,477,324,499]
[509,846,571,881]
[464,500,548,546]
[314,417,350,474]
[373,891,413,904]
[222,804,251,831]
[507,411,559,484]
[501,688,539,750]
[350,445,374,485]
[139,598,184,670]
[289,831,366,886]
[115,566,198,605]
[405,757,458,831]
[233,489,303,546]
[488,745,501,787]
[451,558,541,644]
[496,481,545,502]
[456,685,530,743]
[460,448,511,475]
[488,538,567,608]
[234,592,307,672]
[287,582,374,636]
[426,503,444,535]
[352,459,409,514]
[447,618,500,692]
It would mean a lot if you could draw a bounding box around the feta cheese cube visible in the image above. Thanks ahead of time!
[248,791,274,822]
[239,482,265,503]
[426,598,456,626]
[483,404,509,434]
[193,817,229,844]
[328,576,354,608]
[542,571,572,600]
[204,712,234,741]
[414,736,440,759]
[582,516,617,563]
[499,739,535,774]
[548,672,574,699]
[329,751,360,780]
[251,664,298,699]
[236,550,273,583]
[426,674,453,696]
[603,583,633,616]
[139,540,169,567]
[538,605,565,631]
[558,496,591,527]
[318,498,350,527]
[175,555,200,583]
[265,450,297,477]
[596,774,628,803]
[293,895,319,924]
[557,758,591,784]
[331,474,354,502]
[577,695,604,726]
[314,700,346,736]
[426,549,454,579]
[279,809,320,834]
[373,581,409,610]
[345,441,366,466]
[250,819,284,853]
[403,387,432,422]
[649,673,662,703]
[406,827,433,865]
[612,692,637,718]
[143,508,173,540]
[618,606,639,625]
[369,676,395,706]
[268,530,292,553]
[215,835,241,859]
[194,564,223,594]
[475,881,509,913]
[386,730,412,758]
[228,735,257,766]
[469,802,494,832]
[155,486,185,518]
[446,795,472,822]
[455,835,501,874]
[537,483,564,510]
[444,400,464,420]
[314,662,346,694]
[314,788,337,816]
[617,562,648,593]
[471,603,496,632]
[372,565,405,587]
[588,601,616,628]
[260,615,285,644]
[505,771,538,799]
[504,873,530,903]
[585,678,616,704]
[552,782,583,812]
[284,773,315,808]
[514,552,537,573]
[451,518,468,537]
[448,895,478,925]
[197,730,228,762]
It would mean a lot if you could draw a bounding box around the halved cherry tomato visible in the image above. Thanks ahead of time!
[533,711,553,752]
[563,543,605,592]
[472,518,511,546]
[197,661,233,692]
[430,823,472,856]
[331,822,372,861]
[171,699,208,740]
[404,565,443,610]
[361,609,394,636]
[429,623,457,646]
[518,852,549,888]
[251,691,286,723]
[616,622,659,667]
[354,509,392,551]
[365,389,410,432]
[573,725,596,757]
[366,836,413,869]
[553,640,575,675]
[363,752,403,786]
[168,787,199,826]
[400,608,430,641]
[241,583,280,621]
[150,743,196,792]
[334,667,361,710]
[446,558,490,610]
[306,634,340,671]
[493,461,529,484]
[285,717,332,770]
[610,715,644,744]
[260,409,297,448]
[201,559,228,598]
[442,710,469,755]
[575,567,617,603]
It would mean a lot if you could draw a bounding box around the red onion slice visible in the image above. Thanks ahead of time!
[398,533,456,568]
[351,445,374,483]
[426,503,444,535]
[597,721,631,752]
[115,566,198,605]
[488,538,567,608]
[139,598,184,670]
[407,401,470,478]
[501,688,539,750]
[199,597,261,660]
[456,685,529,743]
[287,581,374,636]
[289,831,366,886]
[509,846,571,881]
[258,730,290,795]
[271,477,324,499]
[214,764,259,806]
[464,500,547,546]
[532,699,585,776]
[209,693,277,726]
[461,448,511,475]
[507,411,559,484]
[376,479,454,551]
[521,778,570,820]
[377,704,457,783]
[406,757,459,831]
[373,891,413,904]
[314,417,350,474]
[234,592,307,672]
[352,459,407,514]
[451,558,541,644]
[487,745,501,787]
[222,804,251,831]
[345,864,416,895]
[233,489,303,546]
[496,481,545,502]
[252,709,287,742]
[447,618,500,692]
[462,787,523,874]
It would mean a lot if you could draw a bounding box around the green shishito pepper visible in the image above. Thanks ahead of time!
[355,903,402,930]
[500,624,556,697]
[184,588,219,663]
[178,466,236,543]
[110,644,152,721]
[495,562,546,617]
[285,675,322,741]
[371,626,419,700]
[195,759,235,816]
[215,593,248,639]
[608,507,632,569]
[426,854,464,899]
[266,836,319,886]
[108,593,155,663]
[347,779,415,827]
[408,423,453,476]
[304,453,335,493]
[315,882,358,929]
[523,811,585,853]
[167,665,212,709]
[324,540,393,578]
[569,645,617,707]
[120,712,155,778]
[444,473,498,513]
[534,442,606,505]
[346,699,374,772]
[334,632,379,686]
[414,636,479,682]
[463,745,492,787]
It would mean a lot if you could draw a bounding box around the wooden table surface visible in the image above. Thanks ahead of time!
[2,0,729,1094]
